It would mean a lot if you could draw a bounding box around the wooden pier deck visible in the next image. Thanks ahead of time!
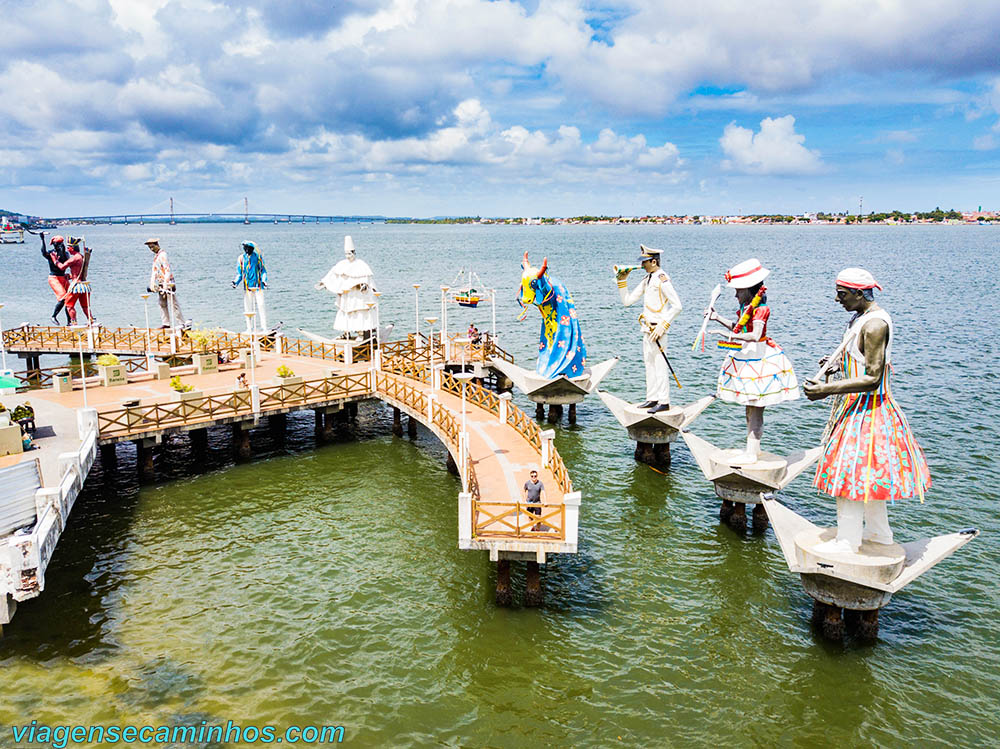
[1,325,579,628]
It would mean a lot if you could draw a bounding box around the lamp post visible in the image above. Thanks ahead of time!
[366,302,376,371]
[77,329,88,408]
[412,283,421,345]
[490,288,497,347]
[440,286,450,360]
[0,302,7,373]
[453,371,475,491]
[243,310,259,416]
[141,293,152,368]
[372,292,382,370]
[425,317,438,366]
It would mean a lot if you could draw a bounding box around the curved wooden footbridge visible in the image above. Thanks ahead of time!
[0,324,579,630]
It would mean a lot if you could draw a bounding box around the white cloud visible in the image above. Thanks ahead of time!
[973,134,996,151]
[720,115,822,175]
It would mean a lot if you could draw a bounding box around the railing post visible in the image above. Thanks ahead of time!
[540,428,555,467]
[275,332,285,355]
[498,391,510,424]
[76,407,98,439]
[432,363,443,391]
[563,491,581,547]
[458,492,473,546]
[427,390,435,422]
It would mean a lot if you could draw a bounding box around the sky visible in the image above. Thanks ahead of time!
[3,0,1000,217]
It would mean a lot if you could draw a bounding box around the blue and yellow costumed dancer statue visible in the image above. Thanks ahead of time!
[232,240,268,332]
[517,253,587,379]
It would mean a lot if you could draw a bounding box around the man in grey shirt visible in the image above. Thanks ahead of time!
[523,470,546,517]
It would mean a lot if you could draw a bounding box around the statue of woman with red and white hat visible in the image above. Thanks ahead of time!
[803,268,930,553]
[705,258,799,464]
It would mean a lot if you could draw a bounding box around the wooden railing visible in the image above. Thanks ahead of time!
[472,501,565,540]
[505,402,542,451]
[386,355,573,497]
[382,356,431,384]
[96,371,373,438]
[440,371,501,416]
[374,371,429,416]
[9,356,150,390]
[281,338,342,362]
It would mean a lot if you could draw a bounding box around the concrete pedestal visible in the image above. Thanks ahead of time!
[100,443,117,471]
[134,439,155,483]
[568,403,577,425]
[634,441,670,471]
[407,415,418,438]
[524,561,543,606]
[189,427,208,456]
[392,407,403,437]
[495,560,512,607]
[546,404,563,423]
[233,423,252,459]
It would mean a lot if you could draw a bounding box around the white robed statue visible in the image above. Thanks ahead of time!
[316,236,377,337]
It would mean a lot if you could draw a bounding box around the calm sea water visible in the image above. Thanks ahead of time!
[1,224,998,746]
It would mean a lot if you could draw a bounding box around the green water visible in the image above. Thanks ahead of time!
[2,225,998,746]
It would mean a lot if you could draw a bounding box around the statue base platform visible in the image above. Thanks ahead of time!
[490,357,617,405]
[598,392,714,444]
[682,431,823,501]
[763,496,979,640]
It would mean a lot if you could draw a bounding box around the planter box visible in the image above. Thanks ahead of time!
[52,368,73,393]
[0,423,23,456]
[271,375,303,387]
[171,389,204,418]
[193,353,218,375]
[99,364,127,387]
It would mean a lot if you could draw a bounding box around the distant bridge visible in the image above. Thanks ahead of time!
[42,213,387,225]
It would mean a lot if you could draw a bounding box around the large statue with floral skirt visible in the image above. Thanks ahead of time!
[517,253,587,378]
[803,267,931,553]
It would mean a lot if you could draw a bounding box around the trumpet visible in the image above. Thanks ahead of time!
[613,264,639,276]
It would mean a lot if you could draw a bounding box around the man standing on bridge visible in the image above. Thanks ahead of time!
[145,238,188,329]
[232,240,268,332]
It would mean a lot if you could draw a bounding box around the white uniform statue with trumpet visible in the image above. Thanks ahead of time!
[316,236,377,337]
[615,245,682,413]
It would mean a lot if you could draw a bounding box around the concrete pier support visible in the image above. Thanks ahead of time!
[392,407,403,437]
[233,423,252,459]
[268,412,287,442]
[728,501,748,534]
[446,452,459,476]
[100,443,117,471]
[347,402,359,422]
[634,441,671,471]
[812,600,845,641]
[407,414,418,438]
[546,404,563,423]
[495,560,512,606]
[751,502,769,533]
[524,561,543,606]
[314,409,324,440]
[535,403,545,420]
[134,439,155,483]
[189,428,208,456]
[847,609,880,641]
[720,499,734,523]
[568,403,577,425]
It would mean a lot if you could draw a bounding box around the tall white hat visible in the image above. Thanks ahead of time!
[344,235,355,253]
[724,258,770,288]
